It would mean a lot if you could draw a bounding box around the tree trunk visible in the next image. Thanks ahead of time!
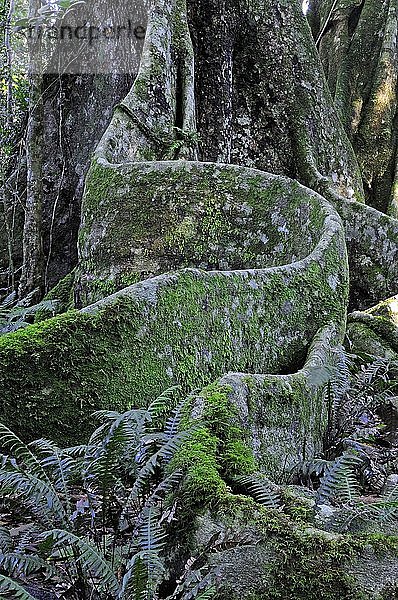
[314,0,398,215]
[18,0,44,301]
[15,0,148,298]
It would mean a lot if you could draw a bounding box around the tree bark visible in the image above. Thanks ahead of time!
[18,0,44,301]
[314,0,398,215]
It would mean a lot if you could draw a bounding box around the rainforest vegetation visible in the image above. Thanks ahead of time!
[2,0,398,597]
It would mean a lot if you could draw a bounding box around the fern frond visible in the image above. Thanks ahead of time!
[14,525,42,554]
[336,471,361,504]
[29,440,78,515]
[195,588,216,600]
[120,508,166,599]
[86,409,147,470]
[0,424,56,486]
[120,550,165,600]
[63,444,90,457]
[329,346,352,399]
[327,504,367,533]
[0,291,17,309]
[362,357,390,385]
[126,431,190,507]
[317,451,363,504]
[137,507,166,553]
[85,420,110,451]
[90,409,148,446]
[234,475,281,508]
[180,571,218,600]
[0,299,58,334]
[329,499,398,533]
[0,526,12,551]
[0,551,56,578]
[0,468,67,527]
[382,481,398,502]
[302,459,332,479]
[119,553,147,599]
[144,470,183,508]
[83,410,149,522]
[366,500,398,524]
[163,398,186,441]
[40,450,77,485]
[0,575,36,599]
[41,529,119,595]
[148,386,180,425]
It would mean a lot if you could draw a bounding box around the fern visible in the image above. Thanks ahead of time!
[328,496,398,533]
[307,346,351,396]
[365,482,398,524]
[301,458,332,482]
[0,424,57,484]
[0,575,36,599]
[0,295,58,334]
[83,409,152,532]
[180,571,218,600]
[148,386,181,427]
[163,398,187,441]
[0,526,12,551]
[119,507,166,599]
[0,395,220,600]
[0,430,68,527]
[42,528,120,595]
[30,439,78,516]
[127,430,191,510]
[0,466,67,527]
[362,357,390,385]
[122,550,165,600]
[194,589,216,600]
[0,550,56,578]
[317,451,363,504]
[120,470,184,532]
[137,507,166,553]
[234,474,281,508]
[144,470,183,508]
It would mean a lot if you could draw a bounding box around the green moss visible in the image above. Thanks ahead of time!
[77,161,344,306]
[347,312,398,361]
[363,533,398,555]
[280,487,315,523]
[0,162,349,447]
[174,383,257,512]
[0,217,347,446]
[208,495,391,600]
[265,530,367,600]
[175,427,229,509]
[34,270,76,322]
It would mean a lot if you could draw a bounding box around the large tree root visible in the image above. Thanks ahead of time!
[0,162,347,455]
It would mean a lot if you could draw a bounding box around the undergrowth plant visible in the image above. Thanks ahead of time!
[0,387,217,600]
[302,352,398,532]
[0,291,57,333]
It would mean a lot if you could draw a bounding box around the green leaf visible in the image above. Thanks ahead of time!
[41,529,119,595]
[0,575,36,599]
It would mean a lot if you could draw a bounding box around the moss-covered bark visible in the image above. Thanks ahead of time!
[189,499,398,599]
[0,169,348,444]
[76,161,342,305]
[98,0,363,202]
